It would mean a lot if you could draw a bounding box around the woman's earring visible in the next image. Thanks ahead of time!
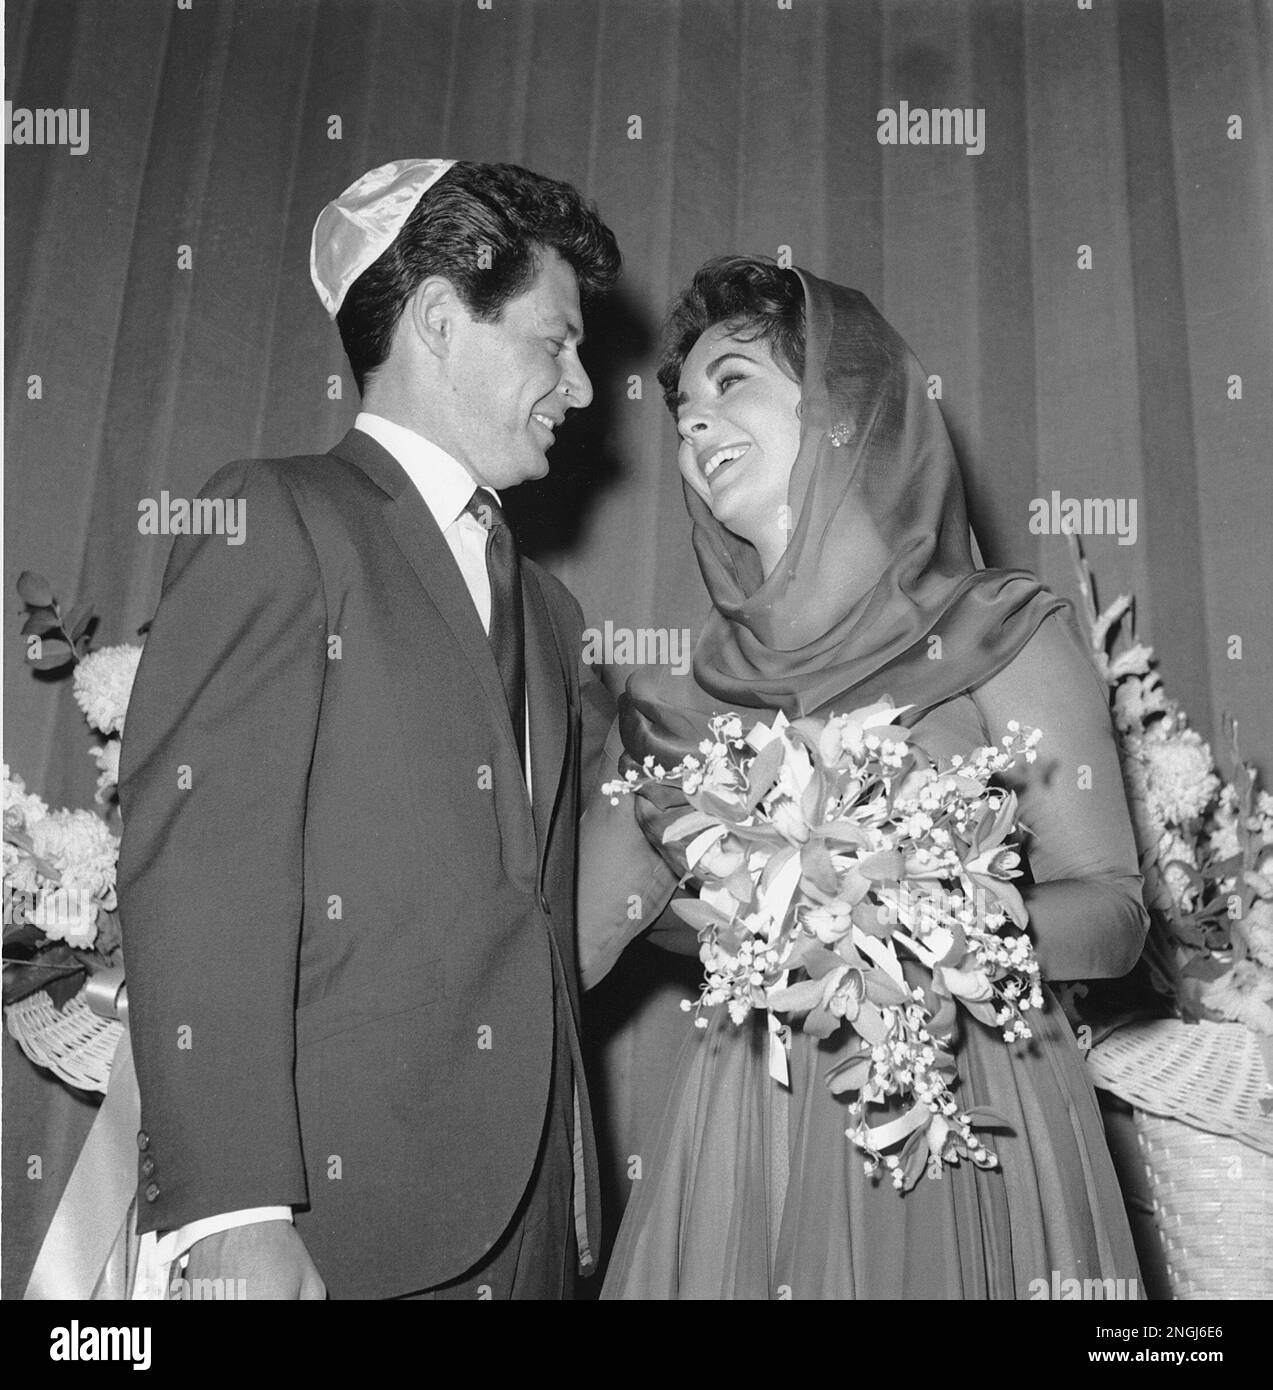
[828,420,855,448]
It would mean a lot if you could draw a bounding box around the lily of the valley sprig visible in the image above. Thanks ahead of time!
[604,703,1044,1191]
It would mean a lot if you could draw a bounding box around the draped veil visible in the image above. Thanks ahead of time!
[621,268,1068,765]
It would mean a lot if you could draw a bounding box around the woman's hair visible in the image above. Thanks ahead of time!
[338,161,621,393]
[657,255,806,412]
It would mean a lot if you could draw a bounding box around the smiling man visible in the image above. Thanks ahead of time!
[118,161,620,1299]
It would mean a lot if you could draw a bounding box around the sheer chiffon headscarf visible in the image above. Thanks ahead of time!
[621,268,1069,768]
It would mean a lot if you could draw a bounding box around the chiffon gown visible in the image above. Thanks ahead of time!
[583,609,1146,1299]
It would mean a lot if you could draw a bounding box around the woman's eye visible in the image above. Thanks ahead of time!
[718,372,744,392]
[546,339,564,357]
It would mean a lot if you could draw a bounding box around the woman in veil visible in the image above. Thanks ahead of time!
[579,256,1146,1299]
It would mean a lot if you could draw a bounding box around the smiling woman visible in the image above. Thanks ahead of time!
[582,254,1149,1299]
[660,258,808,573]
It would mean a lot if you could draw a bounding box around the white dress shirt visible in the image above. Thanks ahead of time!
[133,413,526,1296]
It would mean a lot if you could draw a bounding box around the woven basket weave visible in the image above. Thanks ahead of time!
[1086,1018,1273,1155]
[5,988,123,1094]
[1132,1111,1273,1298]
[1088,1019,1273,1299]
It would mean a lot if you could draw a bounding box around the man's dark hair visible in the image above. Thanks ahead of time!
[657,255,806,412]
[337,162,621,393]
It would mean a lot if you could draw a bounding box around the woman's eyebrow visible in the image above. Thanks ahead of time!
[674,351,758,415]
[704,351,757,377]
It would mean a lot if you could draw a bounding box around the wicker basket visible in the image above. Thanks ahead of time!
[1132,1111,1273,1298]
[1088,1019,1273,1299]
[5,987,124,1094]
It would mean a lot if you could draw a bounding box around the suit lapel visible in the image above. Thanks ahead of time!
[522,564,571,861]
[329,431,532,834]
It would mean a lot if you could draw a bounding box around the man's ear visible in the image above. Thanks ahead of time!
[407,276,463,360]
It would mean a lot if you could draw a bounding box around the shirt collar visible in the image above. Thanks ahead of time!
[354,411,494,532]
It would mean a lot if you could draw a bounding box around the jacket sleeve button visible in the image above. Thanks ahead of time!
[144,1182,161,1203]
[141,1156,156,1177]
[137,1131,151,1152]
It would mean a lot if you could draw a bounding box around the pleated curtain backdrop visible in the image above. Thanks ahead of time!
[4,0,1270,1296]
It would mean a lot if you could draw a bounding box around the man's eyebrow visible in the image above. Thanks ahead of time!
[547,314,585,346]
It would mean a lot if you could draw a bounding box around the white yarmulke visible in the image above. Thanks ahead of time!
[309,158,457,319]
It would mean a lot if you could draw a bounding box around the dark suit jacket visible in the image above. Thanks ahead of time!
[117,428,610,1298]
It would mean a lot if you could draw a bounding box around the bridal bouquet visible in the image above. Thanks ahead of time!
[604,703,1044,1190]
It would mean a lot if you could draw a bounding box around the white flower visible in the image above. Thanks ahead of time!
[1237,899,1273,970]
[4,764,49,832]
[72,644,143,736]
[37,886,100,948]
[4,839,40,894]
[1112,673,1169,734]
[1206,786,1242,863]
[1124,725,1219,831]
[1157,829,1200,910]
[769,796,810,846]
[1199,959,1273,1034]
[30,808,119,914]
[90,738,122,804]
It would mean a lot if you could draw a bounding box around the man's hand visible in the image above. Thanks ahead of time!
[182,1220,326,1300]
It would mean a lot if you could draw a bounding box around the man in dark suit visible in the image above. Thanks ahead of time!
[117,160,620,1298]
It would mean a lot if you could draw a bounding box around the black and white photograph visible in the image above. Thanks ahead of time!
[3,0,1271,1335]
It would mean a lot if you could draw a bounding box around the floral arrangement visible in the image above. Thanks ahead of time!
[1070,539,1273,1036]
[3,572,141,1008]
[604,702,1044,1191]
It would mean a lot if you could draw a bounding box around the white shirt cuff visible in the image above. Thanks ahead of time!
[132,1207,292,1299]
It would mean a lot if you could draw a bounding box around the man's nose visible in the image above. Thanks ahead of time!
[560,355,593,410]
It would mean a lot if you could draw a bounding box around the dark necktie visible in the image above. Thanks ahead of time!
[465,488,526,766]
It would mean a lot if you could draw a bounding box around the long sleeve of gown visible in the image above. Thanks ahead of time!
[972,608,1150,982]
[576,716,681,990]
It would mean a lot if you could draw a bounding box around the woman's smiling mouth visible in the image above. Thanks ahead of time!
[701,443,750,481]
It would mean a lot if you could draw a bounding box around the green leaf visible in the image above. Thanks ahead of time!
[796,941,853,979]
[826,1054,873,1095]
[2,954,85,1007]
[668,897,732,934]
[16,571,55,607]
[27,638,74,671]
[20,610,60,636]
[661,810,719,844]
[800,839,838,895]
[742,737,786,812]
[855,848,904,881]
[968,872,1029,930]
[899,1127,929,1188]
[962,1106,1013,1131]
[800,1002,842,1039]
[767,975,828,1014]
[65,603,97,643]
[724,870,754,904]
[800,759,825,823]
[819,819,872,847]
[863,970,911,1008]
